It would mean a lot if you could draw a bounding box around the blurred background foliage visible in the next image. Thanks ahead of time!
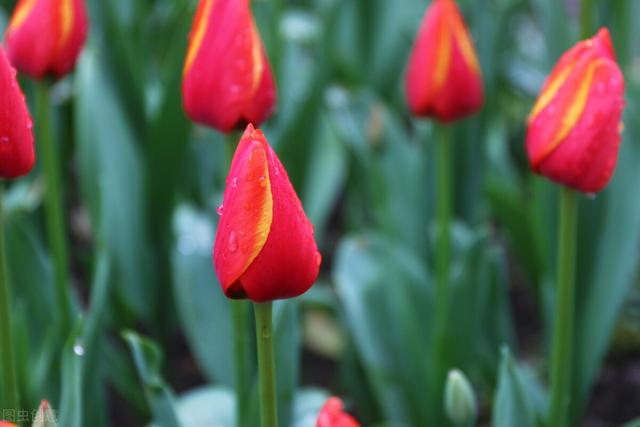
[0,0,639,425]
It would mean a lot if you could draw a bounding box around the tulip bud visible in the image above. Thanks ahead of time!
[405,0,483,122]
[5,0,89,79]
[526,28,625,194]
[213,124,320,302]
[316,397,360,427]
[182,0,276,133]
[32,400,58,427]
[0,47,36,179]
[444,369,477,426]
[0,422,17,427]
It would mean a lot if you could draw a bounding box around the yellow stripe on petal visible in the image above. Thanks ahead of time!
[7,0,38,33]
[183,0,215,75]
[451,14,480,75]
[433,19,452,92]
[528,63,575,124]
[249,21,264,93]
[537,59,604,162]
[59,0,74,47]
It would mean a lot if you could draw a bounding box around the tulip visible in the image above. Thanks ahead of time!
[5,0,89,79]
[213,124,320,302]
[0,422,17,427]
[0,47,35,178]
[405,0,483,122]
[316,397,360,427]
[182,0,276,133]
[33,400,57,427]
[526,28,624,194]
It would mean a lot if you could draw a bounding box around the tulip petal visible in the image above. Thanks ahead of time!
[0,48,36,179]
[214,125,273,297]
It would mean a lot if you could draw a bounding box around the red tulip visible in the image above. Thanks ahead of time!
[0,422,17,427]
[5,0,89,79]
[526,28,625,193]
[213,124,319,302]
[316,397,360,427]
[0,47,35,179]
[182,0,276,133]
[405,0,483,122]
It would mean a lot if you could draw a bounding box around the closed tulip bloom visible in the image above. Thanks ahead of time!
[182,0,276,133]
[213,124,319,302]
[405,0,483,122]
[5,0,89,78]
[0,47,35,178]
[0,422,17,427]
[316,397,360,427]
[526,28,625,194]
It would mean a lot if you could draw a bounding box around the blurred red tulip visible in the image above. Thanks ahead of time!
[0,47,35,179]
[316,397,360,427]
[213,124,319,302]
[182,0,276,133]
[405,0,483,122]
[526,28,625,193]
[5,0,89,78]
[0,422,17,427]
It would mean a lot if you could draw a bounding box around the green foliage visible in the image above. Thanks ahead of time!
[0,0,639,425]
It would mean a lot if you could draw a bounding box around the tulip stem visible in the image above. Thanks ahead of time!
[254,302,278,427]
[548,188,578,427]
[36,82,73,336]
[232,300,251,427]
[434,124,452,418]
[0,185,19,415]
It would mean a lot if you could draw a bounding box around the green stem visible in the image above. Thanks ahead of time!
[0,185,19,414]
[36,82,72,336]
[232,300,250,427]
[254,302,278,427]
[580,0,594,40]
[433,124,452,419]
[548,188,578,427]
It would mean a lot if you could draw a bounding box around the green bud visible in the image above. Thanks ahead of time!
[444,369,477,426]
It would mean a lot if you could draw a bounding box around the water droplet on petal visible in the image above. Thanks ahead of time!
[73,343,85,356]
[216,205,224,216]
[0,136,9,144]
[315,252,322,267]
[232,177,239,187]
[258,176,267,187]
[228,232,238,252]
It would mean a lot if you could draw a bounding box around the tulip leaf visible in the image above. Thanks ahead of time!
[58,322,85,427]
[171,205,233,386]
[75,47,155,323]
[334,233,433,426]
[123,331,182,427]
[150,387,235,427]
[492,347,537,427]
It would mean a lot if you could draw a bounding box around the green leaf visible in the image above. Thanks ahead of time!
[123,331,182,427]
[291,388,330,427]
[58,322,85,427]
[150,387,235,427]
[75,47,154,322]
[171,205,233,386]
[492,347,537,427]
[333,234,432,425]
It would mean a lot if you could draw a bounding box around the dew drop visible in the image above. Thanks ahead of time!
[26,120,33,130]
[315,252,322,267]
[0,136,9,144]
[596,82,606,94]
[258,176,267,187]
[216,204,224,216]
[232,177,239,187]
[228,232,238,252]
[73,343,85,356]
